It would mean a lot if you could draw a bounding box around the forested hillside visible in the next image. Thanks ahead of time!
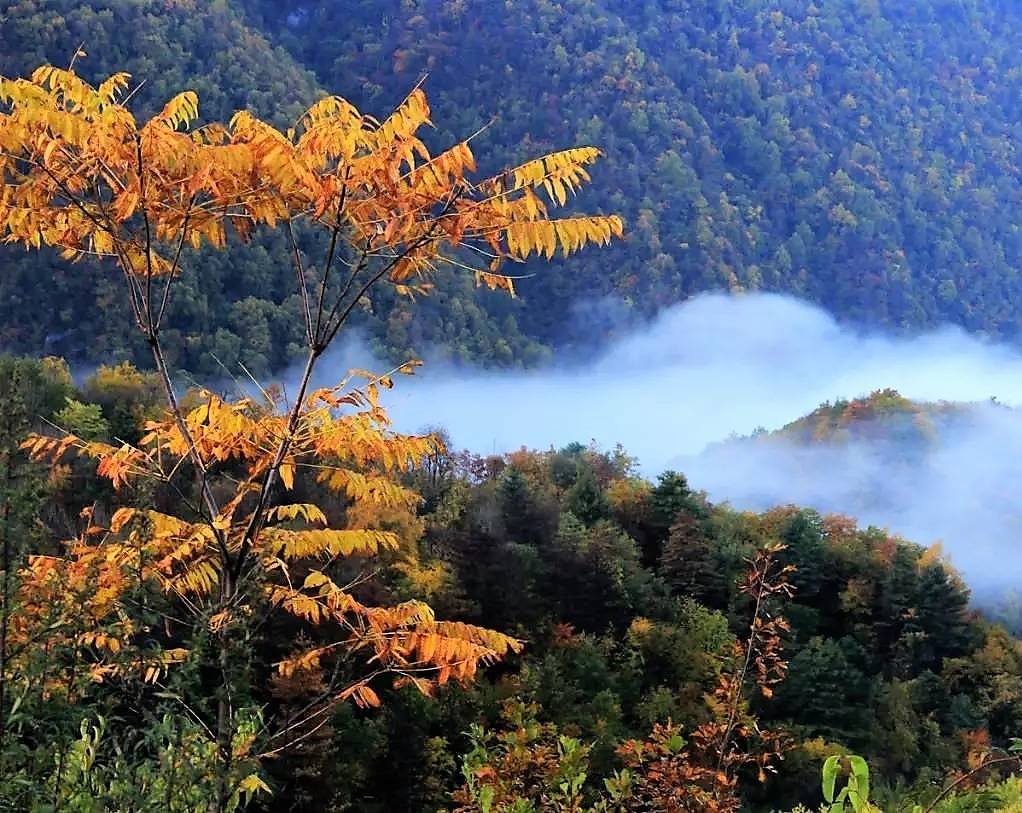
[6,6,1022,810]
[8,1,1022,373]
[3,356,1021,811]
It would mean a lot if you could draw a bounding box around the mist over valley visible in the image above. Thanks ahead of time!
[342,292,1022,599]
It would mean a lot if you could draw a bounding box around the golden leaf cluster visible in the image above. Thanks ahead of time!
[20,370,522,711]
[1,63,619,765]
[0,65,623,307]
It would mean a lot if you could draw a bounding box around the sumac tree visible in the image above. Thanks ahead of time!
[0,63,622,809]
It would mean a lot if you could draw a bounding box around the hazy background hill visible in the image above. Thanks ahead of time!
[6,0,1022,374]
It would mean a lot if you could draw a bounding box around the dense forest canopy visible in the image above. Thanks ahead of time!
[8,1,1022,373]
[2,355,1020,811]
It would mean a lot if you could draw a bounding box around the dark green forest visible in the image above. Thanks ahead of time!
[8,1,1022,372]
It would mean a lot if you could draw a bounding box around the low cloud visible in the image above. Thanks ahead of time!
[308,292,1022,596]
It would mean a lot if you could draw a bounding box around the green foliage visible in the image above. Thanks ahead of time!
[822,754,877,813]
[776,638,872,741]
[659,511,725,606]
[453,704,594,813]
[2,350,1021,812]
[565,468,609,527]
[385,441,1008,811]
[12,3,1022,370]
[0,356,77,786]
[79,363,163,444]
[2,714,268,813]
[55,398,109,441]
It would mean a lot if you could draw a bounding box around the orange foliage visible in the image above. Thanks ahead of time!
[0,63,621,781]
[615,543,795,811]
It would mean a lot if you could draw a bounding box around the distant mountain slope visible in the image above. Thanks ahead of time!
[0,0,547,373]
[771,388,960,447]
[0,0,318,371]
[0,0,319,123]
[240,0,1022,341]
[8,1,1022,372]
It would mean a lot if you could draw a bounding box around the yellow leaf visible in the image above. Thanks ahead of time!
[237,773,271,801]
[352,684,380,708]
[302,570,331,590]
[109,507,136,534]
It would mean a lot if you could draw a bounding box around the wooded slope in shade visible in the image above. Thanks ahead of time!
[7,1,1022,372]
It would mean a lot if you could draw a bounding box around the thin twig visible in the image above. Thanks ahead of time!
[922,755,1022,813]
[286,217,315,345]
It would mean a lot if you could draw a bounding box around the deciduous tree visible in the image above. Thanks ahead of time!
[0,63,622,808]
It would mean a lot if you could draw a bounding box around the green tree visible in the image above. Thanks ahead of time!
[566,465,609,527]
